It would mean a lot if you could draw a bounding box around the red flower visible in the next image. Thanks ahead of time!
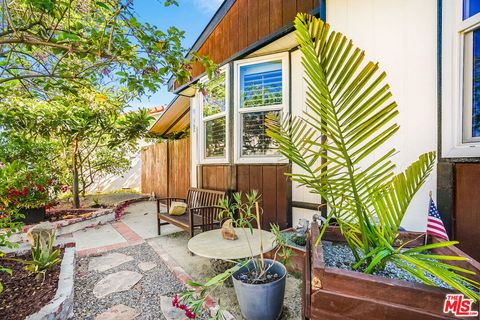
[171,296,196,319]
[172,295,179,307]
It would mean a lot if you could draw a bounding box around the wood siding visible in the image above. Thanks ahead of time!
[141,138,190,199]
[197,165,231,191]
[455,163,480,261]
[188,0,319,80]
[198,164,291,229]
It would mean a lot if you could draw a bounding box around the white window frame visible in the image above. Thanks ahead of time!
[442,0,480,157]
[198,65,230,164]
[233,53,289,164]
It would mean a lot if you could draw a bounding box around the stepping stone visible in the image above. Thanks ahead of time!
[138,261,156,272]
[93,271,143,298]
[95,304,139,320]
[89,253,134,272]
[160,296,187,320]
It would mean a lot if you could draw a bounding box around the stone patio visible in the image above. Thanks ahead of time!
[74,243,186,320]
[70,200,301,320]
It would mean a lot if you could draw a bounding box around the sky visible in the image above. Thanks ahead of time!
[129,0,224,110]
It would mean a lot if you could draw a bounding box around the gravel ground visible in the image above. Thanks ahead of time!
[322,241,452,288]
[74,243,184,320]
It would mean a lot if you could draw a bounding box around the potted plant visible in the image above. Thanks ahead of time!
[173,190,292,320]
[0,161,60,224]
[266,13,480,318]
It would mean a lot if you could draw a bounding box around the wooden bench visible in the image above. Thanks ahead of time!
[156,188,227,237]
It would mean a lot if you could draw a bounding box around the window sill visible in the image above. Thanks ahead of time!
[442,144,480,158]
[199,158,229,165]
[234,156,289,165]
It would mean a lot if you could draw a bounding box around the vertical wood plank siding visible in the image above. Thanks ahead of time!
[258,0,270,40]
[247,0,259,44]
[455,164,480,261]
[141,138,190,199]
[198,165,231,191]
[187,0,319,80]
[199,164,291,229]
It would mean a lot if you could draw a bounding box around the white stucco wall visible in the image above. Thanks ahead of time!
[86,155,141,193]
[190,96,199,188]
[291,0,438,231]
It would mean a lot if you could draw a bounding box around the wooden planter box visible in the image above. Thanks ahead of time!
[303,223,480,320]
[264,228,306,274]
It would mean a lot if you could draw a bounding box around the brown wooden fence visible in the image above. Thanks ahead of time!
[141,138,190,199]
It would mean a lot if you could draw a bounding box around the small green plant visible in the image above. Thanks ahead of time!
[270,224,293,266]
[0,208,22,293]
[174,191,290,319]
[2,227,61,286]
[291,234,307,247]
[26,229,61,278]
[91,197,103,208]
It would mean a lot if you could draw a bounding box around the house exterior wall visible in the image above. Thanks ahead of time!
[290,0,439,231]
[440,1,480,260]
[183,0,320,85]
[190,0,439,232]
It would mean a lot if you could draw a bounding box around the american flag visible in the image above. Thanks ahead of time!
[427,198,449,241]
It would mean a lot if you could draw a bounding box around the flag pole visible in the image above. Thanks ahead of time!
[425,191,432,246]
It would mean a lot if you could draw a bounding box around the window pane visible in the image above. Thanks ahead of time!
[464,0,480,20]
[240,61,282,108]
[473,30,480,137]
[241,111,280,156]
[203,72,226,117]
[205,117,226,158]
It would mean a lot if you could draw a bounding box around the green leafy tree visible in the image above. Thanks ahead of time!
[0,0,214,99]
[267,14,480,299]
[0,88,152,208]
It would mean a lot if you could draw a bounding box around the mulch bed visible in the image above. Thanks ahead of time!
[0,249,64,320]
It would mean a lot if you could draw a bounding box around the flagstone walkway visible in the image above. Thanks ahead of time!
[74,242,186,320]
[71,201,193,320]
[69,200,299,320]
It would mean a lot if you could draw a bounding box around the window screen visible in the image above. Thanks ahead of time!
[240,61,283,108]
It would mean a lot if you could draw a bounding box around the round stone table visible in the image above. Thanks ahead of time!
[187,228,276,260]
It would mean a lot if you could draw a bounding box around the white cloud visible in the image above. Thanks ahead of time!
[191,0,223,14]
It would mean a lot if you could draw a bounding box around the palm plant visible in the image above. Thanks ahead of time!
[266,13,480,299]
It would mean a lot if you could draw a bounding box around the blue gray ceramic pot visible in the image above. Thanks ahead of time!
[232,259,287,320]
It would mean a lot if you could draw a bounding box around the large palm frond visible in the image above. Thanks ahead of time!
[267,14,480,299]
[370,152,436,243]
[269,14,400,252]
